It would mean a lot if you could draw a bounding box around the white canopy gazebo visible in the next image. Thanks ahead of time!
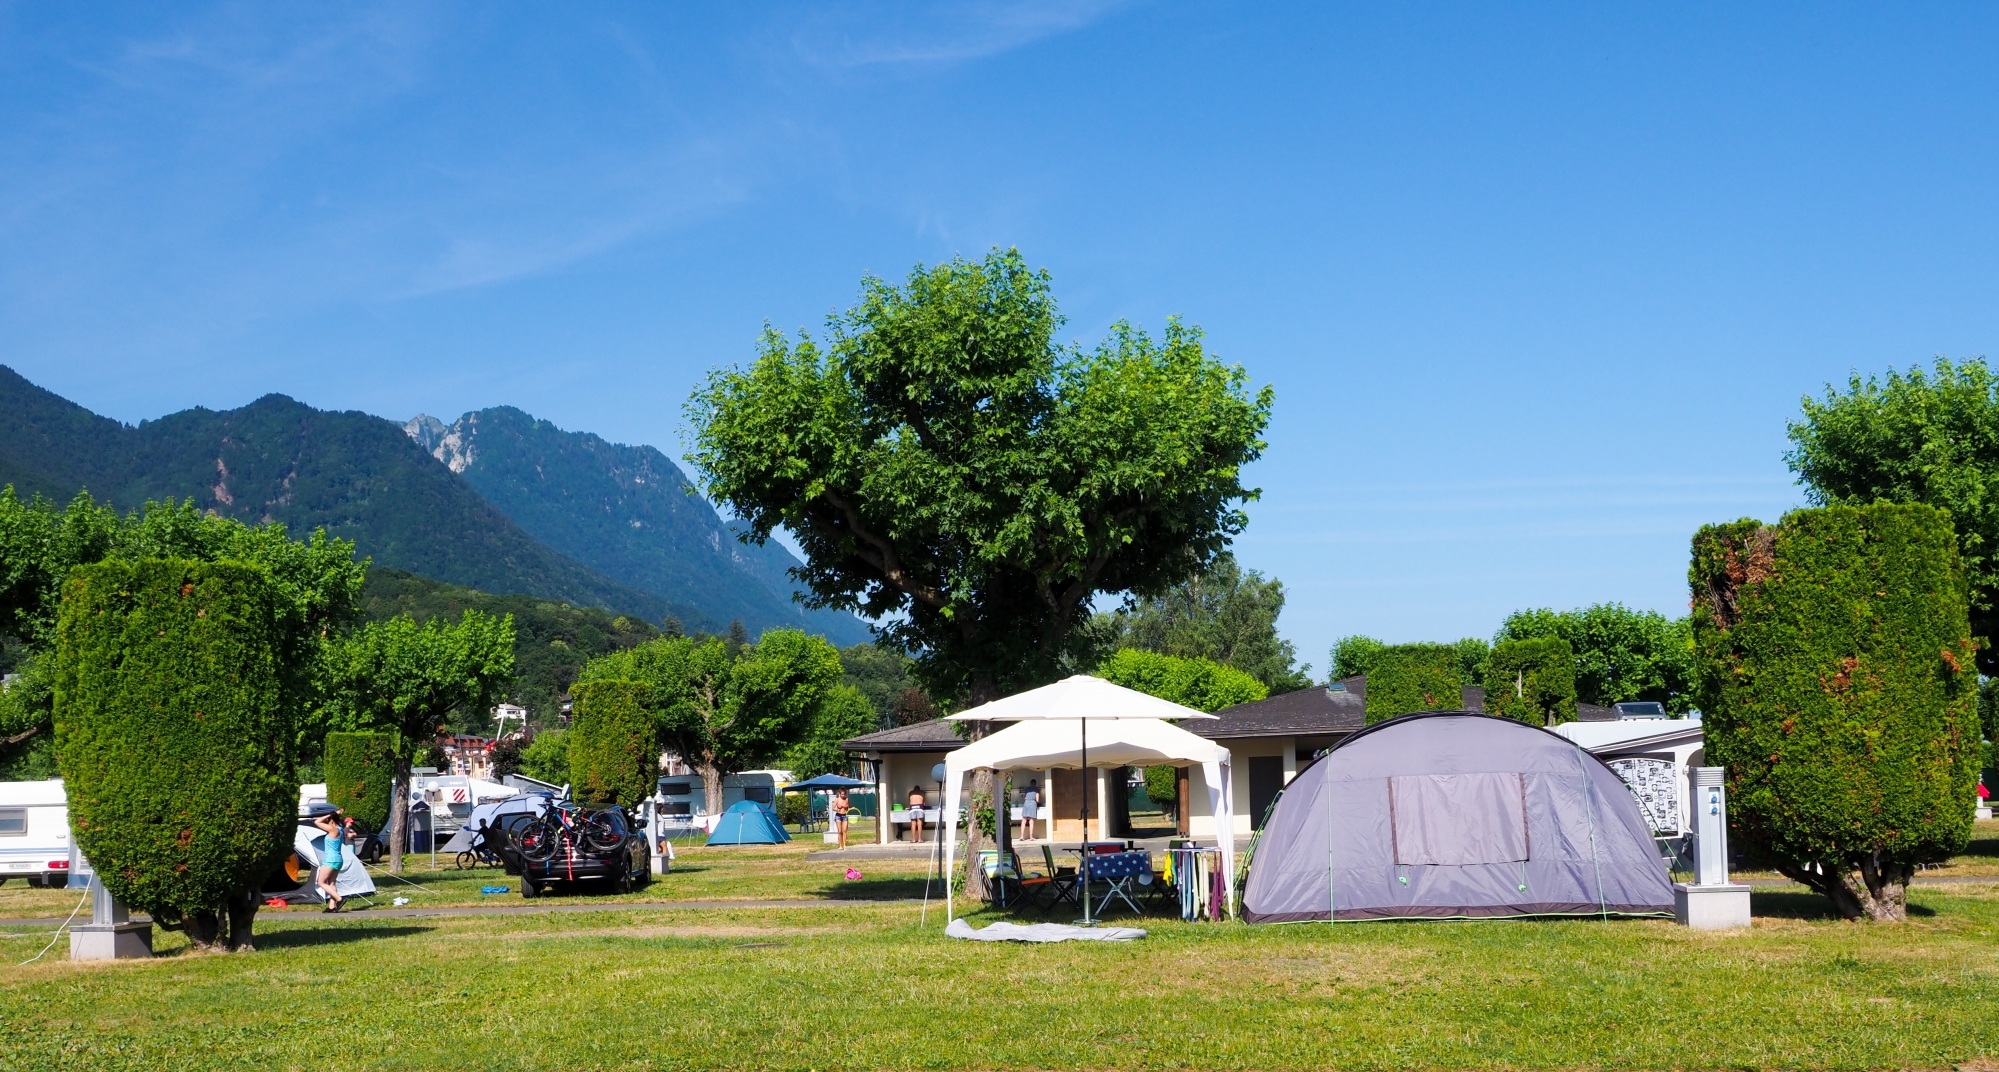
[940,676,1236,923]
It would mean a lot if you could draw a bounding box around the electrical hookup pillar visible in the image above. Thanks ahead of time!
[1673,766,1751,930]
[69,862,153,960]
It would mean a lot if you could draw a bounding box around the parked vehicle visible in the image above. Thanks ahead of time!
[0,779,71,887]
[503,802,649,897]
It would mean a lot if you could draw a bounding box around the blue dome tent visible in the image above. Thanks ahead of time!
[705,800,791,846]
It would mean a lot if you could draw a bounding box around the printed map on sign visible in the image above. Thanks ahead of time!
[1607,757,1679,834]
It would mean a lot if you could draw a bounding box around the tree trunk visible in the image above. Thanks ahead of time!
[388,754,411,875]
[699,758,725,817]
[182,908,224,951]
[1779,854,1912,921]
[225,889,261,952]
[964,768,993,901]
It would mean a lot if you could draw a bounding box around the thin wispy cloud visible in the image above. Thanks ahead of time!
[789,0,1129,68]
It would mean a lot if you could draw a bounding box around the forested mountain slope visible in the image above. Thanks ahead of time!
[406,407,867,644]
[0,367,692,626]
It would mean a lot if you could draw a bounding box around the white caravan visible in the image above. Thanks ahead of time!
[0,779,71,886]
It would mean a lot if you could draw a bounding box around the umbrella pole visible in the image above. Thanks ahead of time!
[1081,718,1092,925]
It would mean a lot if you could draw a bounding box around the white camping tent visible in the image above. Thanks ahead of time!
[940,676,1234,923]
[293,826,377,899]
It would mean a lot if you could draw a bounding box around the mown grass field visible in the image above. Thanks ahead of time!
[6,828,1999,1071]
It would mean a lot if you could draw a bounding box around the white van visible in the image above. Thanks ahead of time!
[0,779,71,887]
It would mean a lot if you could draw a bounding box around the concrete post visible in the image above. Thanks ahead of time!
[69,867,152,960]
[1673,766,1751,930]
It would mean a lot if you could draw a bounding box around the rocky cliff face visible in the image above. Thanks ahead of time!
[403,408,868,644]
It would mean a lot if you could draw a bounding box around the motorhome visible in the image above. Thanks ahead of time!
[0,779,71,887]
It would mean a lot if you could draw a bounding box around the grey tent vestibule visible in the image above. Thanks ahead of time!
[1243,712,1674,923]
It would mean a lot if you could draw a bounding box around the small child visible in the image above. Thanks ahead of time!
[313,811,348,912]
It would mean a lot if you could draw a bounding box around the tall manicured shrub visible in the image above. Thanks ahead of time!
[1691,504,1979,921]
[1483,637,1577,726]
[54,558,294,951]
[324,731,395,833]
[1363,643,1463,724]
[568,680,656,806]
[1095,649,1268,713]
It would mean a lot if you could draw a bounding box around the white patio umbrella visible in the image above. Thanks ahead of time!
[941,675,1231,924]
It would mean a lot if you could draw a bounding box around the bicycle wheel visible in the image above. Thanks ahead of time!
[455,850,475,870]
[516,820,559,862]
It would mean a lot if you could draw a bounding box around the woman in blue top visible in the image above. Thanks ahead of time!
[313,810,348,912]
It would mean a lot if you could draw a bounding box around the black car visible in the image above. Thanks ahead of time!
[500,803,650,897]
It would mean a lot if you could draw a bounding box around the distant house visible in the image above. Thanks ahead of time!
[436,734,496,781]
[841,674,1636,843]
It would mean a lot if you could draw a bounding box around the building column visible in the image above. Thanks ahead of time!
[1095,768,1109,842]
[1281,738,1298,784]
[874,755,889,846]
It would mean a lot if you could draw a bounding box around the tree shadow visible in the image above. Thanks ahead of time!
[1751,890,1936,920]
[811,876,935,900]
[1960,835,1999,859]
[251,924,434,949]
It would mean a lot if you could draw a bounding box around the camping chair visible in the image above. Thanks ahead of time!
[1035,844,1080,915]
[975,850,1022,908]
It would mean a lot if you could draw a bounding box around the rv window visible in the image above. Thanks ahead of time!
[661,801,691,816]
[660,783,692,796]
[1388,772,1528,866]
[0,809,26,837]
[745,788,774,805]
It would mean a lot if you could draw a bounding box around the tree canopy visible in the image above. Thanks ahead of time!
[1786,357,1999,673]
[1095,648,1268,713]
[579,627,843,813]
[686,248,1273,706]
[1496,603,1695,711]
[1103,552,1311,692]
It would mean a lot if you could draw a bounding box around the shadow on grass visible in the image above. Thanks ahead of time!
[1961,836,1999,859]
[1751,890,1936,920]
[244,924,435,950]
[810,876,936,900]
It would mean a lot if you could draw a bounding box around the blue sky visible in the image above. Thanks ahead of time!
[5,3,1998,672]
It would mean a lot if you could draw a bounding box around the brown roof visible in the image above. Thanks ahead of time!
[840,718,965,753]
[1190,674,1619,739]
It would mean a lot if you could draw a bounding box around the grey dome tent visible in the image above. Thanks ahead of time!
[1243,712,1673,922]
[705,800,791,846]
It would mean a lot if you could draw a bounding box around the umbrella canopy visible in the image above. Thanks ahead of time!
[941,715,1235,924]
[943,675,1217,722]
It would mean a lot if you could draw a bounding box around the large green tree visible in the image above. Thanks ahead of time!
[580,628,844,815]
[320,610,516,873]
[0,490,365,767]
[1786,357,1999,674]
[1495,603,1696,711]
[686,249,1270,891]
[1105,552,1311,692]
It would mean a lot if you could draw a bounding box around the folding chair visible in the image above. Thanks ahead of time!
[976,850,1021,908]
[1035,844,1080,915]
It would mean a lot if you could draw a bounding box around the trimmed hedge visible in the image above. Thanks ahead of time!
[567,680,656,806]
[1691,504,1979,919]
[325,731,395,833]
[53,558,294,924]
[1483,637,1578,726]
[1095,649,1268,713]
[1363,643,1463,724]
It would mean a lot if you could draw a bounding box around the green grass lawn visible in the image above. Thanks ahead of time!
[6,845,1999,1070]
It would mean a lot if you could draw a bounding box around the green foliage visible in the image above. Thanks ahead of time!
[579,627,843,811]
[1482,637,1578,726]
[1691,504,1979,919]
[519,730,570,787]
[838,642,935,728]
[1330,635,1388,680]
[784,684,877,779]
[360,569,657,728]
[1108,552,1312,691]
[1496,603,1696,710]
[1094,648,1268,713]
[53,559,293,926]
[567,681,657,806]
[1142,765,1179,809]
[324,732,395,832]
[320,610,517,752]
[1786,357,1999,674]
[685,248,1273,705]
[1363,643,1463,723]
[776,792,810,826]
[1450,637,1490,684]
[0,490,366,766]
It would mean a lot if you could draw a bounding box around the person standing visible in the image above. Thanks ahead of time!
[1019,779,1040,841]
[908,784,926,844]
[831,789,852,848]
[312,810,349,912]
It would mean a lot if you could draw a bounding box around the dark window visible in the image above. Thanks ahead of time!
[1248,756,1284,831]
[661,801,691,816]
[660,782,693,796]
[744,787,774,805]
[0,809,24,836]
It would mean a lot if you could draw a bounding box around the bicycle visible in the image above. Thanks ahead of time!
[514,802,633,894]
